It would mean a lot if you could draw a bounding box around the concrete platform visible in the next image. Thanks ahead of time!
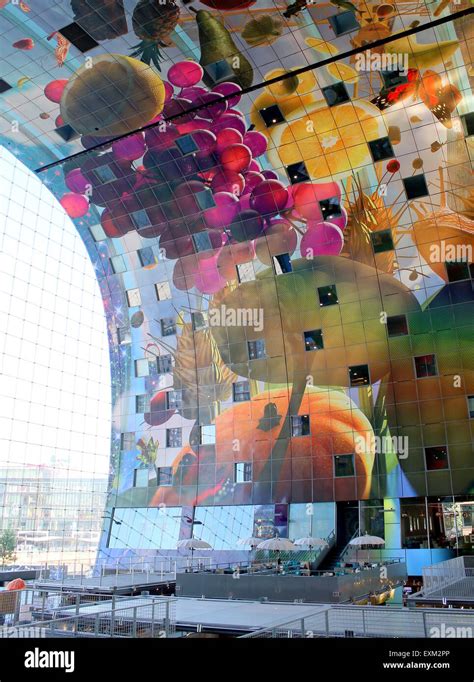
[42,595,330,635]
[175,598,330,634]
[32,595,474,638]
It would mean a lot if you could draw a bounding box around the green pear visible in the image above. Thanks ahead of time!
[196,10,253,89]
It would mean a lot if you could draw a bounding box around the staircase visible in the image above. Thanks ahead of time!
[317,529,359,571]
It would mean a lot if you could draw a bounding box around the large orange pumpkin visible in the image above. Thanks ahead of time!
[150,386,375,507]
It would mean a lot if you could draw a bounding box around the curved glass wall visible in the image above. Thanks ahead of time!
[0,147,110,569]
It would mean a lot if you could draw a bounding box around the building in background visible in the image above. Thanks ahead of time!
[0,465,107,568]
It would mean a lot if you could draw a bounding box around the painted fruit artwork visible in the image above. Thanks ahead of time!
[150,387,376,506]
[60,54,166,136]
[209,257,421,386]
[12,0,467,512]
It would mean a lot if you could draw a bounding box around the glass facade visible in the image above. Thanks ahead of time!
[0,148,109,569]
[0,0,472,576]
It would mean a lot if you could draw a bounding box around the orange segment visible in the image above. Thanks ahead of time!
[277,102,384,180]
[250,90,317,133]
[327,62,359,84]
[305,36,339,56]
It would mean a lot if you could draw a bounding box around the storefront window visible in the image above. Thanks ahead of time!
[360,499,385,539]
[288,503,335,542]
[427,498,454,549]
[447,496,474,552]
[401,498,428,549]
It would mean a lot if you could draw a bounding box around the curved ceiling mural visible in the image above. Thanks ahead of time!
[0,0,472,561]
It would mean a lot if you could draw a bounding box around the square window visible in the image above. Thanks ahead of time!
[445,261,471,283]
[321,82,350,107]
[248,339,266,360]
[117,327,131,345]
[166,428,182,448]
[259,104,286,128]
[195,189,216,210]
[200,425,216,445]
[157,467,173,487]
[237,262,255,283]
[285,161,310,185]
[371,229,394,253]
[304,329,324,351]
[368,136,395,162]
[93,165,117,184]
[414,354,438,378]
[387,315,408,337]
[138,247,157,267]
[349,364,371,387]
[192,312,208,331]
[155,281,172,301]
[166,390,182,410]
[319,196,342,220]
[317,284,339,307]
[127,288,141,307]
[133,468,149,487]
[110,255,127,274]
[90,224,107,241]
[176,134,199,156]
[161,201,178,221]
[234,462,252,483]
[334,454,355,477]
[461,112,474,138]
[157,354,173,374]
[58,22,99,52]
[203,60,234,84]
[328,10,360,36]
[131,210,151,230]
[468,396,474,419]
[291,415,310,437]
[424,446,449,471]
[136,395,150,413]
[55,125,80,142]
[381,69,408,89]
[161,317,176,336]
[0,78,12,94]
[403,175,429,200]
[233,381,250,402]
[273,253,292,274]
[135,359,149,377]
[121,432,136,450]
[192,231,213,253]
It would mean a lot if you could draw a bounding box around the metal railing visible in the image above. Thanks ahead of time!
[0,596,177,639]
[417,556,474,600]
[34,557,178,588]
[240,604,474,639]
